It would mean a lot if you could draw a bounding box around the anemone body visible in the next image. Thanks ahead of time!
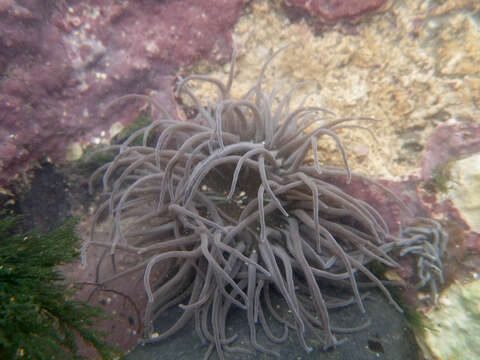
[85,48,414,359]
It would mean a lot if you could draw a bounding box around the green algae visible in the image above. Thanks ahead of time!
[0,212,122,360]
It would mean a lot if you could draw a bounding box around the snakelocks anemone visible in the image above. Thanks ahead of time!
[82,46,447,359]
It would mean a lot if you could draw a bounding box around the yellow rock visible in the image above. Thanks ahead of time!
[447,154,480,232]
[423,280,480,360]
[65,142,83,162]
[187,0,480,182]
[109,122,124,138]
[437,15,480,76]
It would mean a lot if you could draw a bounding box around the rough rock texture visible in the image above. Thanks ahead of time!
[328,175,423,234]
[283,0,387,25]
[423,280,480,360]
[415,123,480,279]
[194,0,480,182]
[16,162,71,232]
[0,0,248,185]
[6,0,480,358]
[443,154,480,259]
[125,290,421,360]
[63,228,148,357]
[420,123,480,180]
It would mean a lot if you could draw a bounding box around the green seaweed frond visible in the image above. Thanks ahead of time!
[74,112,155,176]
[112,112,154,145]
[0,213,122,360]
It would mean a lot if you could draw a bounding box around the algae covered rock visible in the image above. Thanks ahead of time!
[423,280,480,360]
[446,154,480,232]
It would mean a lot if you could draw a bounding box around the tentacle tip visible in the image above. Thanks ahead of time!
[323,336,343,351]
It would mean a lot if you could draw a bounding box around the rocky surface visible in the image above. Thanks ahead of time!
[2,0,479,185]
[440,154,480,233]
[283,0,387,27]
[125,290,420,360]
[3,0,480,359]
[423,280,480,360]
[194,0,480,182]
[420,123,480,181]
[0,0,248,185]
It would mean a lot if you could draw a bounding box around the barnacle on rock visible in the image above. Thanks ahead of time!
[82,46,440,359]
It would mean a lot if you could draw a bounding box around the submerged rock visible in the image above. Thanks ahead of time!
[423,280,480,360]
[125,290,421,360]
[0,0,247,185]
[283,0,387,25]
[445,154,480,233]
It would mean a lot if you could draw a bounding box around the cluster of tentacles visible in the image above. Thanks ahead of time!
[398,218,448,303]
[83,47,425,359]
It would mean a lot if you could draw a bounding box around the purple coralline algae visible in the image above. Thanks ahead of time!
[0,0,248,185]
[283,0,387,24]
[420,122,480,181]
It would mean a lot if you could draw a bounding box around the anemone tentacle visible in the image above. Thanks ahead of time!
[85,46,447,359]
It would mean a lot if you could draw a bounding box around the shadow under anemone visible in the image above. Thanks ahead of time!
[83,46,412,359]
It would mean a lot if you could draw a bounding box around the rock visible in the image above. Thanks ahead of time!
[125,290,421,360]
[435,14,480,77]
[421,123,480,181]
[5,0,480,358]
[16,162,71,232]
[445,154,480,233]
[283,0,387,25]
[423,280,480,360]
[0,0,248,185]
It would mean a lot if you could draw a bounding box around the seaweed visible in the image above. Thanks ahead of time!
[0,212,122,360]
[73,112,155,177]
